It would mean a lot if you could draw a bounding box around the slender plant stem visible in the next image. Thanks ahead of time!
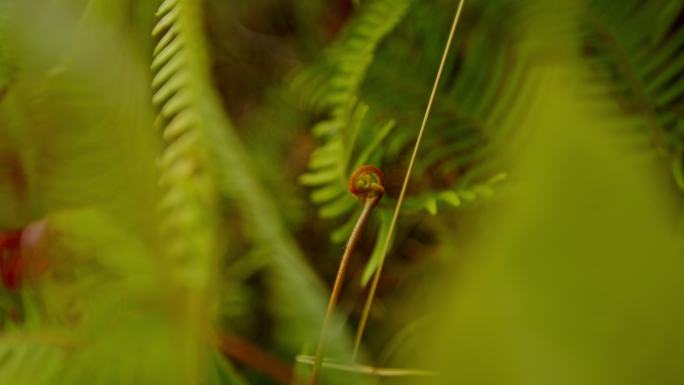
[309,195,380,385]
[352,0,466,361]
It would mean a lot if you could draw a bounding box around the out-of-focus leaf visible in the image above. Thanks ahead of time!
[416,57,684,385]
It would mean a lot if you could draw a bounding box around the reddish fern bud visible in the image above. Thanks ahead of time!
[349,165,385,203]
[0,230,22,290]
[0,221,50,291]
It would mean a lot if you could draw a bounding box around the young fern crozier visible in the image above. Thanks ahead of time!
[349,165,385,205]
[309,165,385,385]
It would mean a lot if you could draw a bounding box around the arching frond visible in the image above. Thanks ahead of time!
[152,0,221,288]
[580,0,684,187]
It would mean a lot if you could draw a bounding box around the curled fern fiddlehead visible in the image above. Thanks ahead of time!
[349,164,384,203]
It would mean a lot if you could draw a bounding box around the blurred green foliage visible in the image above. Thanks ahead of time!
[0,0,683,385]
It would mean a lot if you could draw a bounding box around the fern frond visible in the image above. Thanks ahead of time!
[358,171,507,285]
[298,0,514,252]
[296,0,409,240]
[579,1,684,187]
[300,101,395,221]
[151,0,233,383]
[152,0,220,289]
[362,0,523,182]
[292,0,411,111]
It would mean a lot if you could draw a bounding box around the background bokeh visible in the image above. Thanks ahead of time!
[1,1,684,384]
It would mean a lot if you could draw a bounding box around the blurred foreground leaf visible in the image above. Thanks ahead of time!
[418,63,684,385]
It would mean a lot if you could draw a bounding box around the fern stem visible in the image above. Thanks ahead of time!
[309,194,381,385]
[352,0,466,361]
